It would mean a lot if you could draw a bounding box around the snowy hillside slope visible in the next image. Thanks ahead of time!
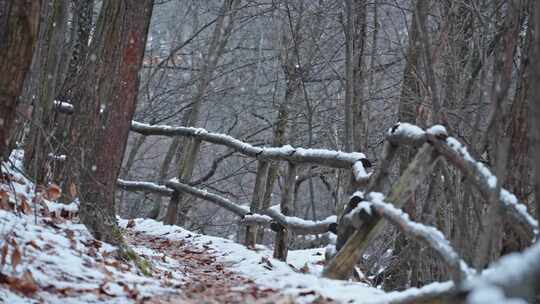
[0,152,455,303]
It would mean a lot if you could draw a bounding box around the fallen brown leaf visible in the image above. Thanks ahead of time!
[11,244,21,271]
[298,290,317,296]
[0,190,11,210]
[18,197,31,214]
[0,270,39,296]
[44,183,62,201]
[299,263,310,273]
[26,240,41,250]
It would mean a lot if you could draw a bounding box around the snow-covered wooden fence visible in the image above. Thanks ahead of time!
[121,121,540,302]
[323,123,537,281]
[125,120,370,259]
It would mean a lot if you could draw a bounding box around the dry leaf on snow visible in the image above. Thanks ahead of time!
[11,244,21,271]
[0,270,39,296]
[0,190,12,210]
[44,183,62,201]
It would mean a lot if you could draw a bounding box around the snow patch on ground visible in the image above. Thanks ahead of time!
[120,218,384,303]
[121,218,460,304]
[0,210,181,303]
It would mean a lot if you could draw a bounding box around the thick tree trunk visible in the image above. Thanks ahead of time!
[53,0,94,202]
[257,13,304,241]
[343,0,367,153]
[531,0,540,225]
[501,3,531,256]
[23,0,69,184]
[0,0,40,161]
[474,0,522,270]
[71,0,153,246]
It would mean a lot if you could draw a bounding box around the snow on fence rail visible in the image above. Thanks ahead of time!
[389,240,540,303]
[131,121,371,182]
[117,178,337,236]
[388,122,538,240]
[347,191,472,284]
[123,121,540,301]
[117,179,173,196]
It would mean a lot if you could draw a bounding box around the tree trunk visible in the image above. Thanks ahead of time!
[385,0,424,289]
[71,0,153,246]
[166,138,201,225]
[23,0,69,184]
[531,0,540,226]
[245,160,270,247]
[53,0,94,202]
[474,0,522,270]
[166,0,240,225]
[502,2,532,255]
[273,162,297,261]
[149,137,180,219]
[334,0,369,255]
[0,0,41,161]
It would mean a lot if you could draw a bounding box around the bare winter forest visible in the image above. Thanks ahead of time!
[1,0,540,303]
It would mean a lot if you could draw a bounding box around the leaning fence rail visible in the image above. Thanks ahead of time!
[120,121,539,302]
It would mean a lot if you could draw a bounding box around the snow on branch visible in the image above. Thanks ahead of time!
[53,99,74,114]
[389,238,540,303]
[348,191,472,284]
[387,122,539,240]
[442,137,538,239]
[166,179,250,217]
[131,121,371,182]
[164,179,337,235]
[468,239,540,302]
[263,206,337,235]
[117,179,173,196]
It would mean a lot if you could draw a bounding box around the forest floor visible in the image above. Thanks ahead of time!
[0,152,449,303]
[123,225,298,303]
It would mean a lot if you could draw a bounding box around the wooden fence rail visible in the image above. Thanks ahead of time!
[121,121,539,301]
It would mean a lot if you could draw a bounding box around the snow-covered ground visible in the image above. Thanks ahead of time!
[120,218,389,303]
[120,218,465,304]
[7,150,525,303]
[0,152,185,303]
[0,152,458,304]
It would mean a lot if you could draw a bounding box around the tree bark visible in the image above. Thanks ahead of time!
[52,0,94,202]
[71,0,153,246]
[531,0,540,225]
[386,1,424,289]
[273,162,297,261]
[23,0,69,184]
[343,0,367,153]
[245,160,270,247]
[0,0,41,160]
